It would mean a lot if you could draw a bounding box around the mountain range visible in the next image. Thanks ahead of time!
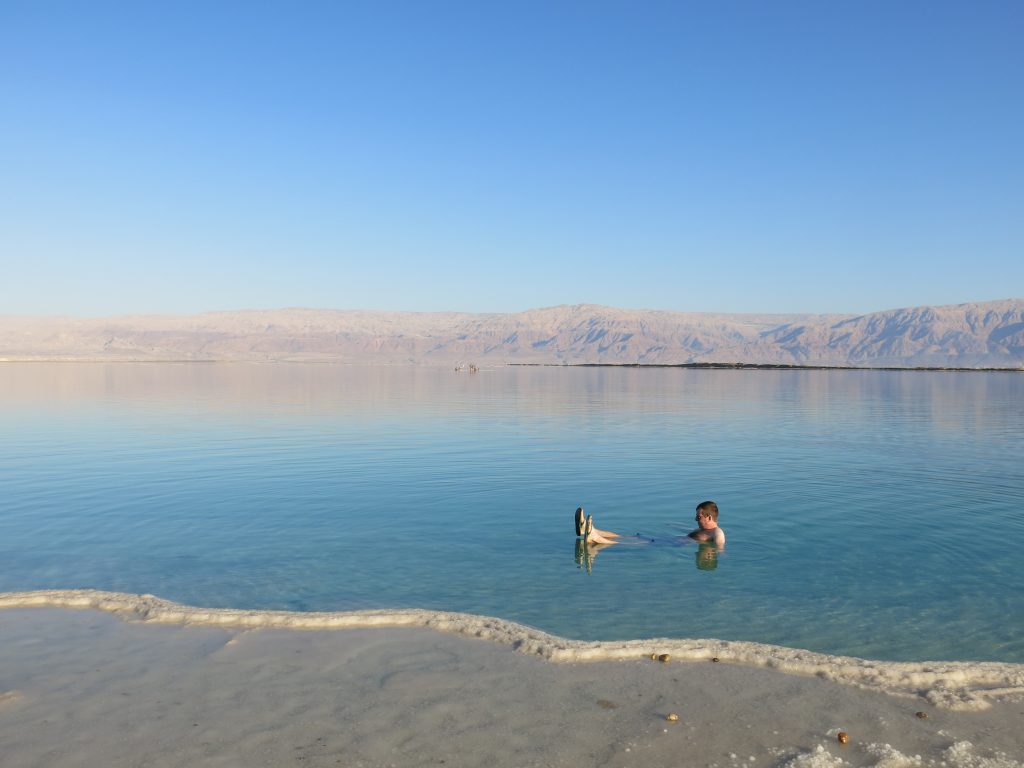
[1,299,1022,368]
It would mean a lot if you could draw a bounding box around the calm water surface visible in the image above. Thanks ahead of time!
[1,363,1021,662]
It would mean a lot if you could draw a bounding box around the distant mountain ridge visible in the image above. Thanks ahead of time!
[1,299,1022,368]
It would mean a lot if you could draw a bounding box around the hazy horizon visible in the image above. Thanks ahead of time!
[4,295,1022,322]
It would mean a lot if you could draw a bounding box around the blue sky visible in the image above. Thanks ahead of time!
[2,1,1021,316]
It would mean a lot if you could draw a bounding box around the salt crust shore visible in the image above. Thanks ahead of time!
[3,589,1023,713]
[2,606,1023,768]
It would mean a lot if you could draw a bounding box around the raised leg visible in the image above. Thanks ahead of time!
[584,515,619,546]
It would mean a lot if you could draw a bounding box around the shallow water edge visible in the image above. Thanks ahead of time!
[4,589,1022,712]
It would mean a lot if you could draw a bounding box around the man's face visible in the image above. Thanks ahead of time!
[695,513,716,530]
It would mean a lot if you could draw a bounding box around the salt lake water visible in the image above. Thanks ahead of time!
[1,363,1021,663]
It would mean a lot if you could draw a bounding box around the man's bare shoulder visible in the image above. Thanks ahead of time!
[689,527,725,545]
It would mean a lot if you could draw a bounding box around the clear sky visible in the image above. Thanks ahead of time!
[2,1,1021,317]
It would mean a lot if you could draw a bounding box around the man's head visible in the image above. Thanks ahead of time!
[695,500,719,529]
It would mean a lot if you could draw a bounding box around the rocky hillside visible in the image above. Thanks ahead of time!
[1,299,1021,368]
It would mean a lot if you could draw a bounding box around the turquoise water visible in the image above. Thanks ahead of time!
[1,363,1021,663]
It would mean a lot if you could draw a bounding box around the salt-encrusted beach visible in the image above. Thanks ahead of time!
[2,593,1022,768]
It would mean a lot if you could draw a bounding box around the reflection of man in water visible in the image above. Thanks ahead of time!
[695,542,719,571]
[575,536,722,574]
[574,537,597,574]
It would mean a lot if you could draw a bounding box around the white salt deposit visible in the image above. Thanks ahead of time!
[942,741,1024,768]
[865,742,925,767]
[780,745,848,767]
[776,743,1023,768]
[2,589,1022,712]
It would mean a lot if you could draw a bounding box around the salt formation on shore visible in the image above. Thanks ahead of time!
[4,589,1022,712]
[4,604,1023,768]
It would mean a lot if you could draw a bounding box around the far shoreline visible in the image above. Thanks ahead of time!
[511,362,1024,372]
[0,358,1022,371]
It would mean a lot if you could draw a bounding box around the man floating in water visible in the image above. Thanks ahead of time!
[574,500,726,548]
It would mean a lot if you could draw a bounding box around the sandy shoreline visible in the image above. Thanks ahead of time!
[3,590,1023,712]
[1,596,1023,767]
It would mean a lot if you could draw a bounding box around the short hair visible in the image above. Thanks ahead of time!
[695,500,719,520]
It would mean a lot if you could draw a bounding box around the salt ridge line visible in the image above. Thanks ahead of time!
[3,589,1022,711]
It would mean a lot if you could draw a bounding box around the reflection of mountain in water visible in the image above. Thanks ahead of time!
[1,364,1014,445]
[1,299,1022,368]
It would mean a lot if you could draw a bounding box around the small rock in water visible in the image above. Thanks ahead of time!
[837,732,849,745]
[711,657,720,663]
[658,654,671,663]
[666,713,679,722]
[915,711,928,719]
